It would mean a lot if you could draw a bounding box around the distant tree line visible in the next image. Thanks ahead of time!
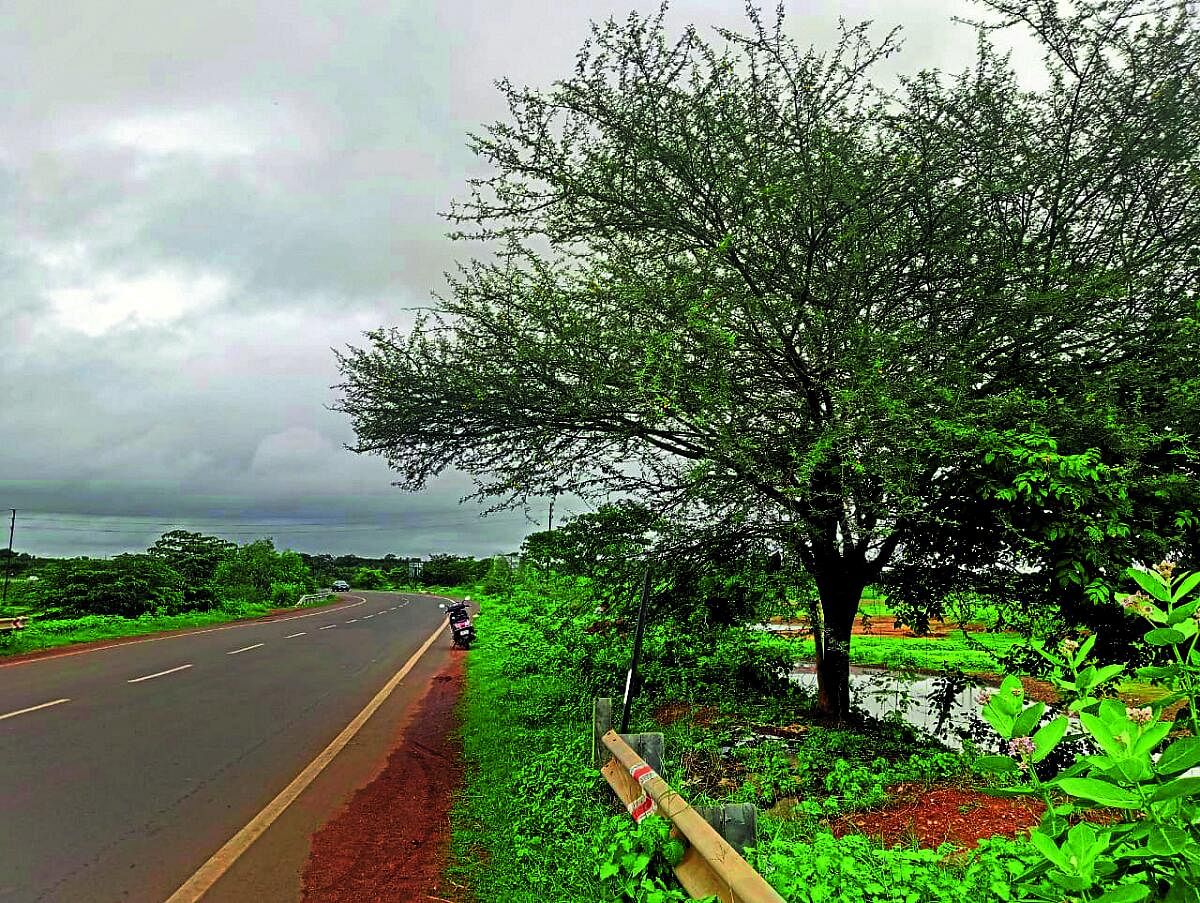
[6,535,516,618]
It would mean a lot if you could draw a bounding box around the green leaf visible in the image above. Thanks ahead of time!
[983,706,1016,739]
[1092,885,1151,903]
[1133,722,1172,757]
[1030,830,1070,871]
[1080,712,1126,758]
[1137,665,1180,681]
[1156,737,1200,775]
[1147,824,1191,855]
[1075,634,1097,667]
[1173,571,1200,602]
[1150,776,1200,802]
[1145,627,1187,646]
[1129,568,1171,602]
[1167,597,1200,625]
[1056,778,1143,808]
[1013,702,1047,739]
[1032,717,1069,763]
[976,755,1021,774]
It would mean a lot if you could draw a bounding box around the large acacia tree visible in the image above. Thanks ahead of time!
[338,1,1200,716]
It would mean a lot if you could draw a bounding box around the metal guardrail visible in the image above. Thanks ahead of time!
[0,616,27,631]
[294,590,333,607]
[597,725,785,903]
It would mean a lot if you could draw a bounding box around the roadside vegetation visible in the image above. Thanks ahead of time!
[450,571,1052,902]
[0,538,515,657]
[451,553,1200,901]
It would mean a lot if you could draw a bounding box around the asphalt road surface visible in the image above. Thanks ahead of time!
[0,592,448,902]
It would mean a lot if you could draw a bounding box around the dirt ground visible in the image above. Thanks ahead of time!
[301,654,467,903]
[766,614,989,638]
[833,783,1045,848]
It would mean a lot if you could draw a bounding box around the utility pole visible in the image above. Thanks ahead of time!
[2,509,14,606]
[619,565,652,733]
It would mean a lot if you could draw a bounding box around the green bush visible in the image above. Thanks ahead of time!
[269,582,304,606]
[759,832,1047,902]
[482,556,515,596]
[213,540,313,599]
[352,567,387,589]
[972,564,1200,900]
[30,555,184,617]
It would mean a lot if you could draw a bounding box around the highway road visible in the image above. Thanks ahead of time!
[0,592,449,902]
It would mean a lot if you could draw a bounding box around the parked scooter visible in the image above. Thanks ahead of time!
[439,598,475,650]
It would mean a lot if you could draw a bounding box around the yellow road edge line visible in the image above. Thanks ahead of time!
[164,617,447,903]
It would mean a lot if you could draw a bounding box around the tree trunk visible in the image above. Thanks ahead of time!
[814,576,866,720]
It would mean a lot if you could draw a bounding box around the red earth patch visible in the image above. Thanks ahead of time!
[301,654,467,902]
[833,783,1045,849]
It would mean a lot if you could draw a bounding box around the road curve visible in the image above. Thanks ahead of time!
[0,592,448,903]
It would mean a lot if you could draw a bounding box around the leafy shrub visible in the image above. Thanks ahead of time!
[352,567,387,589]
[975,564,1200,900]
[482,556,515,596]
[269,582,304,606]
[593,816,689,902]
[30,555,184,617]
[759,832,1048,902]
[213,540,312,599]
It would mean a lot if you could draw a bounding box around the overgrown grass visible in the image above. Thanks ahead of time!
[784,630,1024,674]
[448,595,610,900]
[0,593,338,657]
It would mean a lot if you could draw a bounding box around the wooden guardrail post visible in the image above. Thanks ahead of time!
[599,729,784,903]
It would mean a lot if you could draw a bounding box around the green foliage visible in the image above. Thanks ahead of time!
[759,832,1048,903]
[213,539,311,599]
[482,556,514,596]
[0,604,262,654]
[337,0,1200,720]
[593,817,692,903]
[351,567,387,590]
[453,574,1037,901]
[29,555,185,617]
[449,592,610,900]
[146,530,235,609]
[269,582,305,606]
[977,565,1200,900]
[420,553,487,588]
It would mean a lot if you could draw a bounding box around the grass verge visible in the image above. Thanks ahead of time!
[0,593,338,657]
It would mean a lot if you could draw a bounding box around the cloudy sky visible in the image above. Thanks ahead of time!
[1,0,1035,559]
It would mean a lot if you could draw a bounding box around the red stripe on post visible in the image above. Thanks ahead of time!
[628,792,656,823]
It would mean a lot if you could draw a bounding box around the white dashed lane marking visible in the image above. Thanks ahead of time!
[0,698,70,721]
[283,632,306,639]
[318,625,336,630]
[128,665,193,684]
[227,644,264,656]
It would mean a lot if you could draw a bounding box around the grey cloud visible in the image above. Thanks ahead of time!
[2,0,1040,559]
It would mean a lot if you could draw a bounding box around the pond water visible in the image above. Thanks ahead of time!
[789,663,996,751]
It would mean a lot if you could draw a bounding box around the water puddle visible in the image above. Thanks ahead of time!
[790,664,994,750]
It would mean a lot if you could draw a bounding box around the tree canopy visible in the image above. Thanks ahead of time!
[147,530,236,608]
[31,555,185,618]
[338,0,1200,714]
